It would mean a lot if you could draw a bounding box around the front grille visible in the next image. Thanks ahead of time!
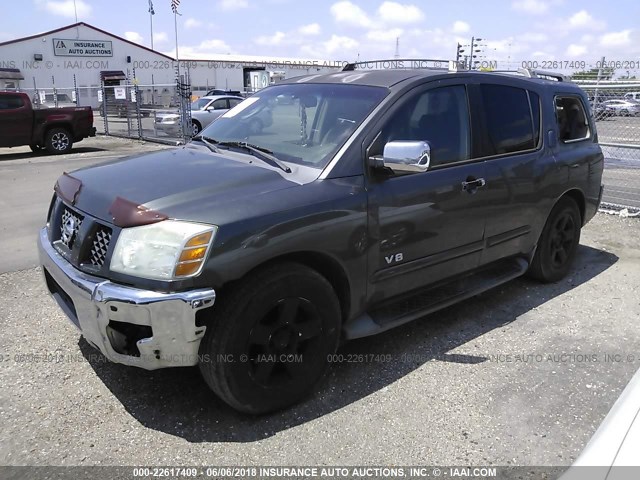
[90,227,112,266]
[50,197,115,275]
[59,208,83,248]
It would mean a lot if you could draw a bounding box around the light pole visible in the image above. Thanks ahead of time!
[468,37,483,70]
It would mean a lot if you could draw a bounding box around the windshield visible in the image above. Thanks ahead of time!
[197,83,387,169]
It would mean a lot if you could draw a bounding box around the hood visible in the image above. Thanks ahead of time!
[67,145,305,225]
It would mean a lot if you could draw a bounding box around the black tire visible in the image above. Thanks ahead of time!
[29,144,45,153]
[198,262,341,414]
[44,128,73,154]
[528,197,581,283]
[192,120,202,136]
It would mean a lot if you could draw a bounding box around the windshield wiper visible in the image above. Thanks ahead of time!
[202,138,291,173]
[191,136,219,153]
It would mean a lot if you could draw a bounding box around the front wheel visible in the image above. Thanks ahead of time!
[528,197,581,283]
[45,128,73,154]
[29,144,45,153]
[198,262,341,414]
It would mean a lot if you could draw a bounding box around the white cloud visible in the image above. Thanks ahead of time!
[218,0,248,10]
[452,21,470,34]
[512,0,548,15]
[377,1,424,24]
[323,34,359,54]
[531,51,555,59]
[298,23,321,35]
[301,34,359,58]
[599,29,632,47]
[124,31,144,44]
[37,0,92,18]
[153,32,169,45]
[255,31,287,46]
[199,39,232,51]
[165,38,233,58]
[184,18,203,29]
[366,28,404,43]
[568,10,606,30]
[330,1,426,29]
[330,1,373,28]
[566,44,587,56]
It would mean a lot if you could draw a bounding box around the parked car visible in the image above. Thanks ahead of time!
[623,91,640,102]
[0,91,95,154]
[39,67,603,413]
[560,366,640,479]
[205,88,244,97]
[35,93,77,108]
[601,99,640,116]
[591,102,615,121]
[155,95,245,136]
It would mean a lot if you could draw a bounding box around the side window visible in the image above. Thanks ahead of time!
[228,98,243,108]
[480,84,536,155]
[371,85,471,167]
[0,95,25,110]
[555,96,589,142]
[210,99,227,110]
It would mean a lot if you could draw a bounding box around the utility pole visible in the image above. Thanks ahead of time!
[149,1,155,50]
[394,37,400,59]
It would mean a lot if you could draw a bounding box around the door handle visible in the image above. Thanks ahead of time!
[461,177,486,192]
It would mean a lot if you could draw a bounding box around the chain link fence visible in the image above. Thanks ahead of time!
[574,81,640,212]
[99,80,192,144]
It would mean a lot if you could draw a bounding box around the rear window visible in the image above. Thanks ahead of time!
[0,95,25,110]
[555,96,589,142]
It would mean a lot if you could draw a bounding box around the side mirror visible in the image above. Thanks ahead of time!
[371,140,431,173]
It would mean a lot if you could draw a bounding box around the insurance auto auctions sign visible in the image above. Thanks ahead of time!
[53,38,113,57]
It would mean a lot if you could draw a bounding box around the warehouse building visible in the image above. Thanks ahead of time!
[0,22,342,108]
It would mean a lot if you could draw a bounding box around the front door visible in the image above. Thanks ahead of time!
[366,83,488,302]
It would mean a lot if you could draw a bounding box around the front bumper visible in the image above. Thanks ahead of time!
[38,228,216,370]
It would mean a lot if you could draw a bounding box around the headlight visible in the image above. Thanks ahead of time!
[110,221,216,280]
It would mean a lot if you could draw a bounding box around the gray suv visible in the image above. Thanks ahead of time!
[39,66,604,413]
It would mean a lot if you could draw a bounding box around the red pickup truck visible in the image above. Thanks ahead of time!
[0,91,96,154]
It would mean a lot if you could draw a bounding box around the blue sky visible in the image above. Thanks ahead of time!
[1,0,640,69]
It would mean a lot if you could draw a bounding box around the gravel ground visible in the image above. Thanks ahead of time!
[0,213,639,468]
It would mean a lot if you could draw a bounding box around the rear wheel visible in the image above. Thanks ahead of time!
[198,262,341,414]
[192,120,202,136]
[44,128,73,154]
[528,197,581,283]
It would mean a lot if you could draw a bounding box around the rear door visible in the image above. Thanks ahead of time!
[0,94,32,147]
[365,81,488,302]
[471,82,548,264]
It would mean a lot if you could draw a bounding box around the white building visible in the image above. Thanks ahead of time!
[0,22,342,107]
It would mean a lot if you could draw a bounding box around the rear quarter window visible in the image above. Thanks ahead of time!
[555,96,590,142]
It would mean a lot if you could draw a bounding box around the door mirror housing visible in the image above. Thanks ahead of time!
[371,140,431,173]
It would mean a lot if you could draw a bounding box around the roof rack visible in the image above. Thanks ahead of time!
[342,59,460,72]
[339,61,568,82]
[490,68,568,82]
